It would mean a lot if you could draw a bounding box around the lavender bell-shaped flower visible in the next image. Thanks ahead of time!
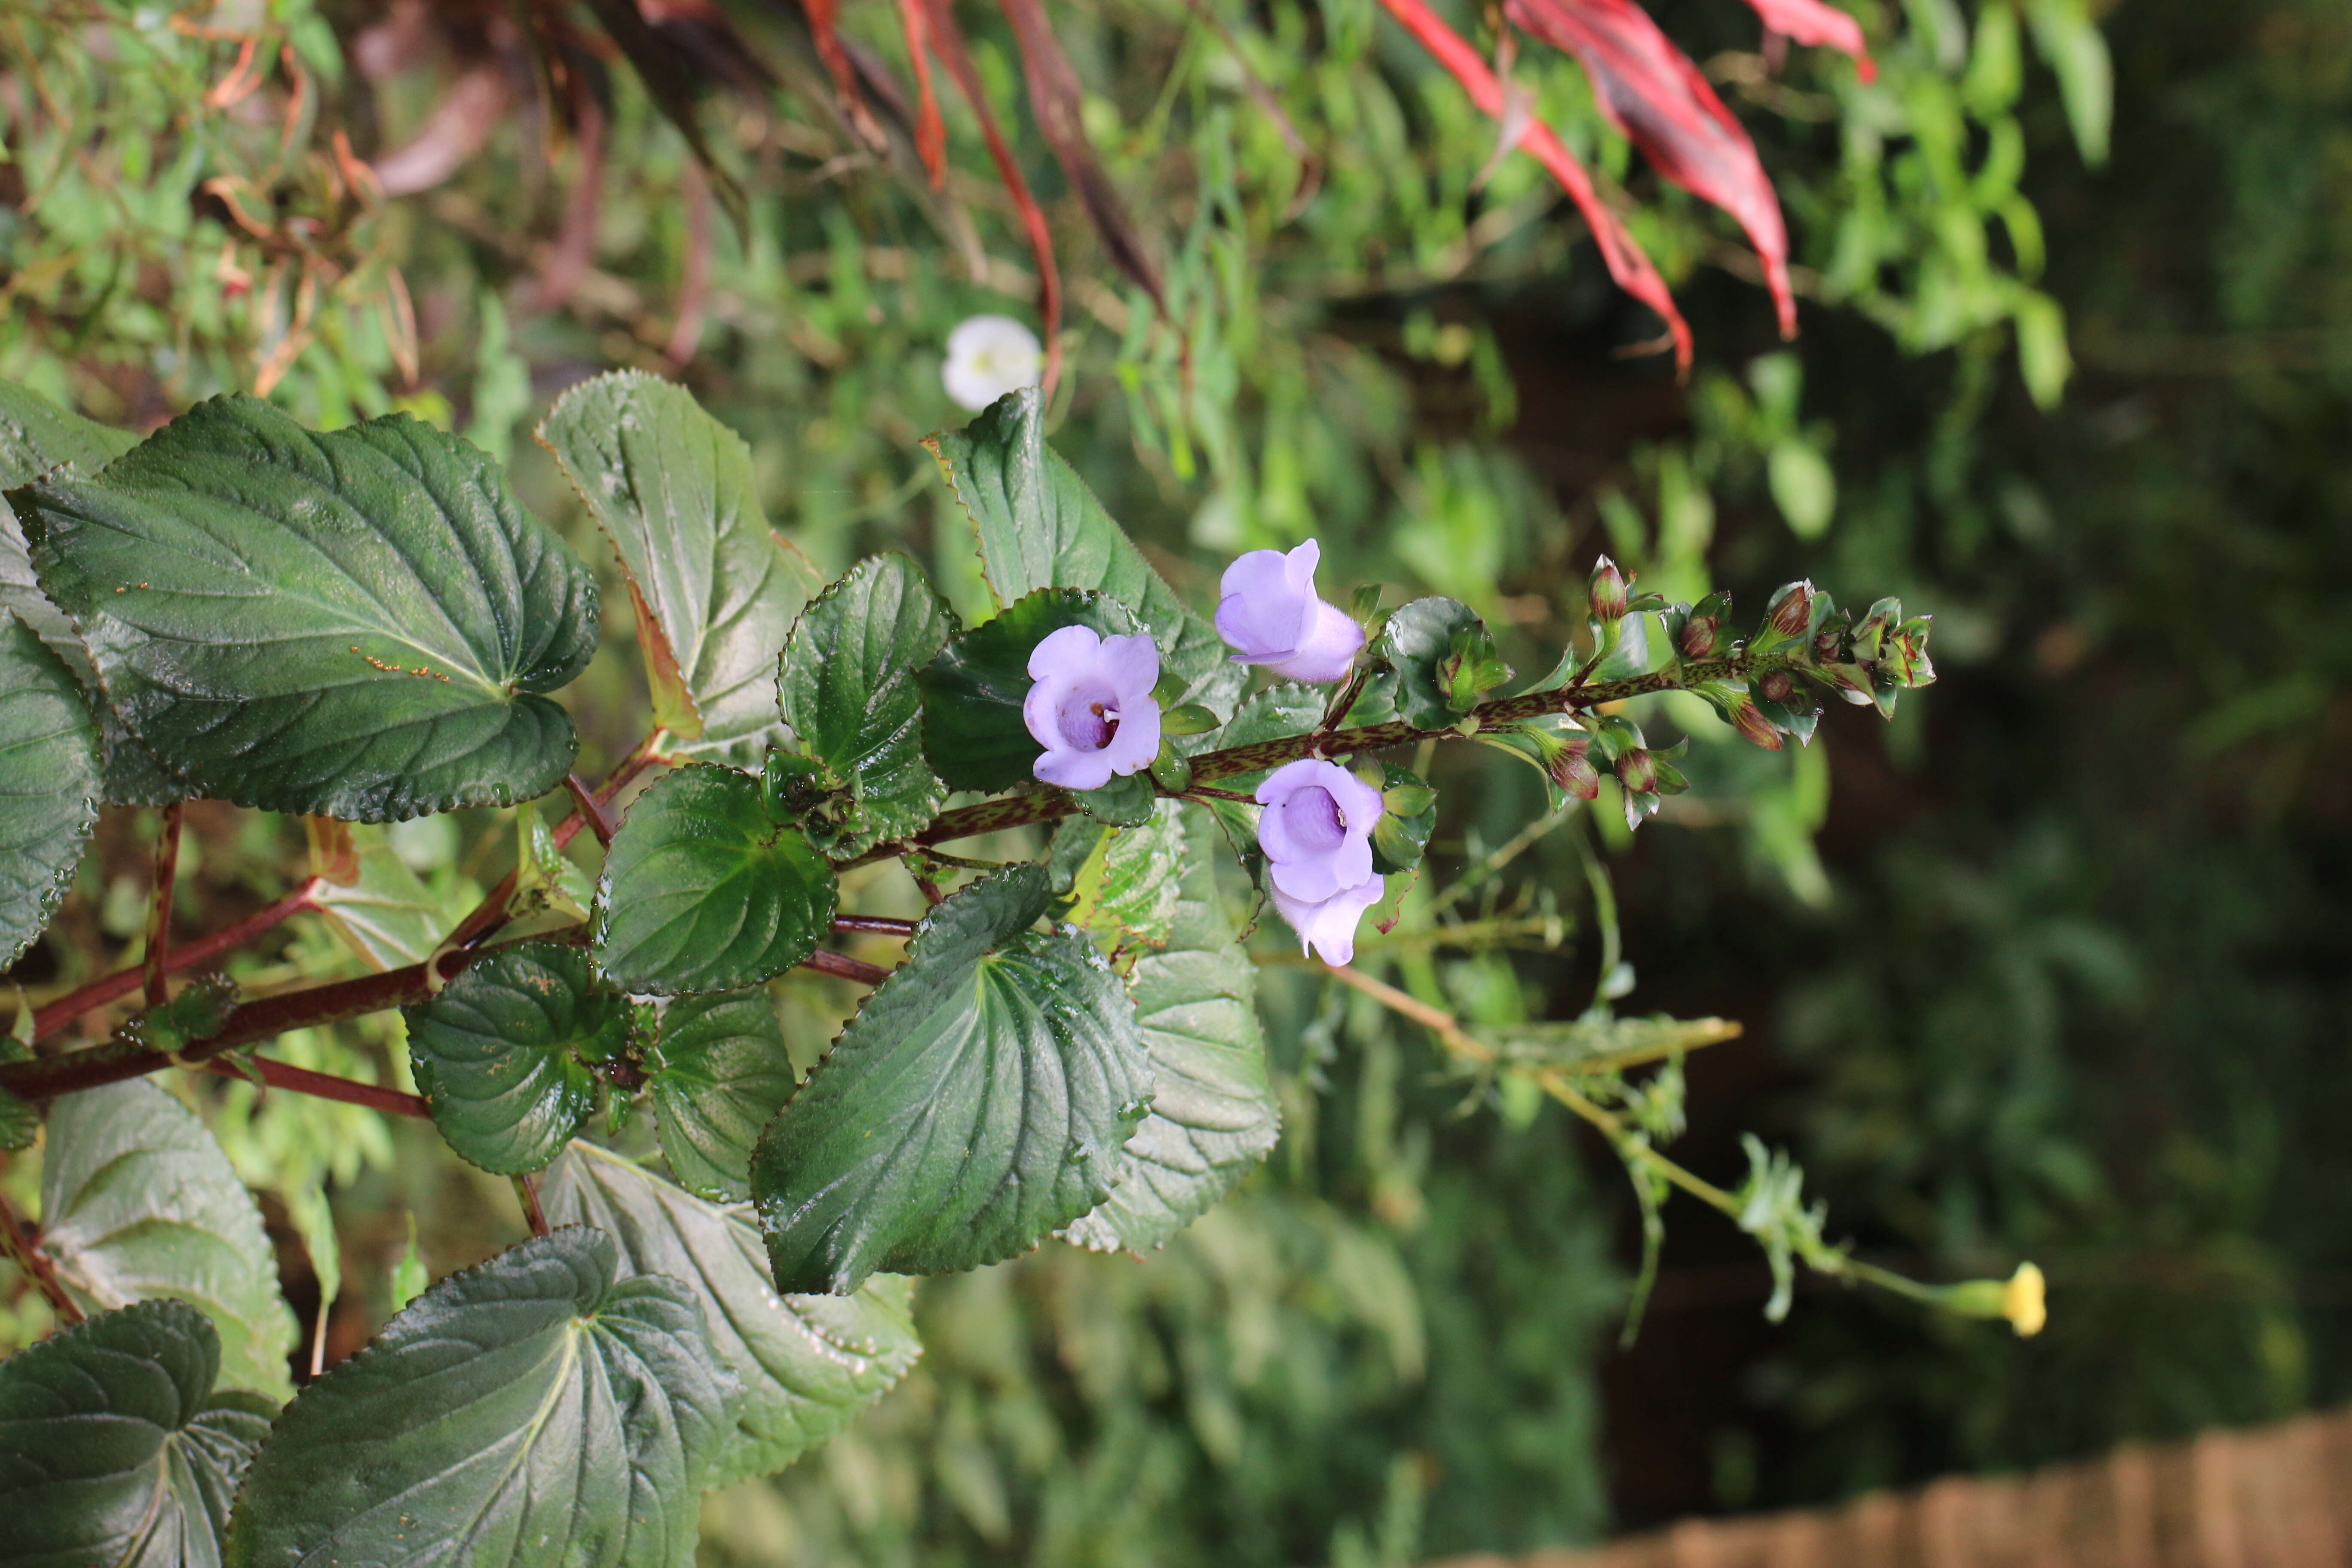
[1022,625,1163,791]
[1255,758,1387,965]
[1214,540,1365,685]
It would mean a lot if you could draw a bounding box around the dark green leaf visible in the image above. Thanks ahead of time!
[0,1299,273,1568]
[224,1227,740,1568]
[1370,764,1437,875]
[539,373,817,767]
[778,554,958,856]
[15,395,599,820]
[1592,607,1656,680]
[752,865,1152,1294]
[1066,806,1277,1252]
[593,764,839,995]
[404,943,626,1175]
[0,612,99,970]
[924,390,1243,727]
[1074,771,1157,825]
[0,378,138,481]
[543,1144,921,1485]
[1378,597,1507,728]
[38,1079,299,1399]
[647,989,800,1202]
[916,588,1137,792]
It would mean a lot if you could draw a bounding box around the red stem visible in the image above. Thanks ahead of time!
[144,803,184,1009]
[804,949,894,986]
[564,771,616,848]
[513,1173,551,1237]
[0,1191,81,1324]
[207,1054,430,1120]
[446,739,659,951]
[34,878,324,1044]
[832,914,918,937]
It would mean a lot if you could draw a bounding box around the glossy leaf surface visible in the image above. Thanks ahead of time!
[594,764,838,995]
[17,395,599,820]
[0,612,100,970]
[539,373,815,766]
[753,866,1152,1294]
[405,942,626,1174]
[1378,597,1500,728]
[544,1144,922,1484]
[777,553,957,855]
[0,1300,273,1568]
[917,587,1138,792]
[1054,799,1185,949]
[647,989,800,1202]
[224,1227,738,1568]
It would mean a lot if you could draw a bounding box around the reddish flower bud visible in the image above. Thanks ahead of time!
[1588,556,1628,623]
[1758,669,1795,704]
[1730,701,1783,750]
[1549,738,1602,801]
[1767,580,1816,639]
[1679,616,1718,659]
[1617,747,1657,795]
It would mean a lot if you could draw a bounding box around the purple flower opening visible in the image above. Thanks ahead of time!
[1022,624,1163,791]
[1255,758,1387,962]
[1214,539,1365,685]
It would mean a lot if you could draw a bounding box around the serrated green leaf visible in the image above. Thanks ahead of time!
[37,1079,299,1400]
[308,822,461,970]
[752,865,1151,1294]
[1054,799,1185,949]
[223,1227,740,1568]
[778,554,958,857]
[646,989,799,1202]
[593,764,839,995]
[538,372,818,766]
[924,389,1243,729]
[404,943,624,1175]
[543,1143,921,1484]
[0,1299,274,1568]
[916,588,1139,793]
[1074,771,1157,825]
[1063,805,1277,1252]
[15,395,598,820]
[1378,597,1506,728]
[0,612,99,971]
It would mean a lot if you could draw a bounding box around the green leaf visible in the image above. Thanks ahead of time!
[1378,597,1509,727]
[778,554,958,857]
[543,1143,921,1485]
[1074,771,1157,825]
[404,942,625,1175]
[925,389,1243,726]
[593,764,839,995]
[0,378,138,482]
[1065,805,1277,1253]
[307,821,461,970]
[916,588,1139,793]
[224,1227,741,1568]
[0,612,99,971]
[752,865,1152,1294]
[1370,763,1437,874]
[37,1079,299,1400]
[646,989,800,1202]
[539,372,818,766]
[15,395,599,820]
[1054,799,1186,949]
[0,1299,274,1568]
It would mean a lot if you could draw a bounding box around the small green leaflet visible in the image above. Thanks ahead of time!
[777,553,958,856]
[646,989,800,1202]
[0,1300,275,1568]
[544,1144,922,1485]
[593,763,839,995]
[917,588,1139,793]
[924,389,1244,726]
[16,395,599,820]
[1378,596,1507,728]
[0,613,100,970]
[539,372,818,766]
[1052,800,1185,949]
[1064,805,1279,1253]
[38,1079,300,1400]
[223,1227,741,1568]
[752,865,1153,1295]
[404,943,627,1174]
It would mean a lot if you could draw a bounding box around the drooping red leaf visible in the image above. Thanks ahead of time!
[892,0,949,188]
[1505,0,1795,337]
[1738,0,1875,82]
[797,0,891,151]
[919,0,1066,393]
[1372,0,1693,369]
[992,0,1169,317]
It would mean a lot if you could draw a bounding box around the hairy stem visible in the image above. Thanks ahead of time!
[33,878,323,1044]
[143,802,184,1009]
[0,1189,81,1324]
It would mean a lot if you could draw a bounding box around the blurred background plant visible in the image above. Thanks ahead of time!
[7,0,2350,1560]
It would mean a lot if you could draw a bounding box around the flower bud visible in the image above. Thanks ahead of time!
[1587,555,1628,624]
[1548,737,1601,800]
[1767,579,1816,639]
[1679,590,1731,659]
[1758,669,1795,704]
[1617,747,1657,795]
[1730,701,1783,750]
[1942,1262,2047,1338]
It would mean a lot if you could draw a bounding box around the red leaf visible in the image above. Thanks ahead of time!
[892,0,950,189]
[1505,0,1796,338]
[798,0,890,151]
[1372,0,1692,370]
[919,0,1065,393]
[1739,0,1875,82]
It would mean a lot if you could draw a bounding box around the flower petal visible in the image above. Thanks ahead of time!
[1097,631,1161,700]
[1272,875,1386,967]
[1098,695,1161,777]
[1266,599,1366,685]
[1034,744,1115,790]
[1027,622,1103,680]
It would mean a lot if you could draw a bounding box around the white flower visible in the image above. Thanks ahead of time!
[942,315,1044,411]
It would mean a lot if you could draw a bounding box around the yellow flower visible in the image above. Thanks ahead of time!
[2002,1262,2047,1337]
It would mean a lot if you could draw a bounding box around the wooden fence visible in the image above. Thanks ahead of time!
[1436,1409,2352,1568]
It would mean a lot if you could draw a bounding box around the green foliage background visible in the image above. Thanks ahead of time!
[5,0,2349,1559]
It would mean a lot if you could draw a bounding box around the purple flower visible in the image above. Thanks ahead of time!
[1215,540,1365,685]
[1255,758,1387,964]
[1023,625,1163,791]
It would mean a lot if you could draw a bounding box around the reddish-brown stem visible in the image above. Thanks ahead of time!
[0,1190,81,1323]
[34,878,324,1044]
[205,1055,431,1120]
[446,738,660,951]
[833,914,918,937]
[564,771,616,848]
[144,802,184,1009]
[1184,785,1256,804]
[803,949,894,986]
[512,1173,550,1237]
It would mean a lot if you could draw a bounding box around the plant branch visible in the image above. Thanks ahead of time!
[512,1173,550,1237]
[0,1189,80,1324]
[206,1054,431,1120]
[144,802,184,1009]
[33,878,325,1044]
[832,914,919,937]
[803,949,895,986]
[563,771,616,848]
[445,736,661,950]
